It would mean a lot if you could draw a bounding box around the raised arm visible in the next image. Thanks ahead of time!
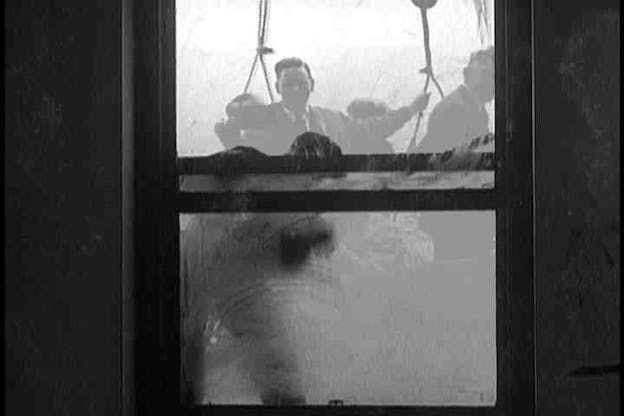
[345,93,431,146]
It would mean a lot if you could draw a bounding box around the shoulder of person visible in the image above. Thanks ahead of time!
[254,102,283,118]
[429,99,466,123]
[308,105,345,121]
[309,105,335,115]
[265,102,282,111]
[431,87,466,111]
[237,102,282,126]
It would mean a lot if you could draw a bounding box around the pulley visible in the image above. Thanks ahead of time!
[410,0,438,9]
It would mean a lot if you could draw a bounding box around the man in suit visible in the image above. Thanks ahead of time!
[409,46,494,153]
[215,57,430,155]
[401,47,496,269]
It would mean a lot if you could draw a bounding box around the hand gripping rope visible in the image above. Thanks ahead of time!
[243,0,275,102]
[406,0,445,152]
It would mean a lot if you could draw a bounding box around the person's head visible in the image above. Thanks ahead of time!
[274,57,315,112]
[225,93,265,119]
[220,92,269,145]
[463,46,495,102]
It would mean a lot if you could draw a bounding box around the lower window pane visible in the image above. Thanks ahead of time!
[180,211,496,406]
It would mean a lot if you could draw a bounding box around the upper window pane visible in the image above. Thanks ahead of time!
[176,0,495,157]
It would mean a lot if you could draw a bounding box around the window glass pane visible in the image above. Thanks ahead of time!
[180,211,496,405]
[177,0,495,157]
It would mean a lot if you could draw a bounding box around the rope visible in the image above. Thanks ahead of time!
[243,0,275,102]
[406,5,445,152]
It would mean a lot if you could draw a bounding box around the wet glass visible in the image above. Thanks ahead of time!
[176,1,498,406]
[180,211,496,405]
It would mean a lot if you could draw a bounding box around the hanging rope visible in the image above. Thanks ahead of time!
[406,0,445,152]
[243,0,275,102]
[473,0,492,46]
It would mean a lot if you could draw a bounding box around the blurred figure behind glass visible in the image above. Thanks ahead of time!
[410,46,494,153]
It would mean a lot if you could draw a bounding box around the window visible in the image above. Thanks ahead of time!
[133,0,534,414]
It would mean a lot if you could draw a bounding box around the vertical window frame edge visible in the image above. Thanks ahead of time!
[496,0,536,415]
[134,0,180,413]
[133,0,536,413]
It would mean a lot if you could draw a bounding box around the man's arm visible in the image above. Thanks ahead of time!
[214,105,276,150]
[214,118,244,150]
[344,93,431,147]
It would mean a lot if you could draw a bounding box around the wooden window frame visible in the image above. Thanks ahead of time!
[132,0,535,414]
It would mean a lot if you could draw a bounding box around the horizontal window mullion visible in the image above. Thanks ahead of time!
[175,189,500,213]
[188,405,502,416]
[177,152,495,175]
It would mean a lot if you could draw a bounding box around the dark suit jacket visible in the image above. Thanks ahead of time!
[414,85,490,153]
[216,101,418,155]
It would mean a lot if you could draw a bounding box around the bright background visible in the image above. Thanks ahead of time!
[176,0,494,156]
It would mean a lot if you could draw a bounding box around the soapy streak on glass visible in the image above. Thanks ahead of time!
[177,140,496,191]
[179,171,495,192]
[176,0,495,156]
[180,211,496,405]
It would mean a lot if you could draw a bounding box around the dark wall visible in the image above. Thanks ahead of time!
[4,1,619,415]
[534,1,620,415]
[5,1,123,415]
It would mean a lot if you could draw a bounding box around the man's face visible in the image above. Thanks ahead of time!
[467,57,495,102]
[277,67,313,112]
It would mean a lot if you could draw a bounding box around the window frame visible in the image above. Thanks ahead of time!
[133,0,535,414]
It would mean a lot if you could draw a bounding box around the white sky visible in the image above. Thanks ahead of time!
[177,0,494,155]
